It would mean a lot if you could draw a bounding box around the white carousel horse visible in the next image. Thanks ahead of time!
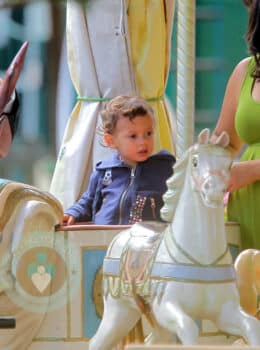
[89,129,260,350]
[0,180,63,350]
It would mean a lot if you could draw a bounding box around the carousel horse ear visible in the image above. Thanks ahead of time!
[210,131,230,148]
[198,128,210,144]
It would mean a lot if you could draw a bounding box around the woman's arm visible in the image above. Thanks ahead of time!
[213,58,250,158]
[213,57,260,192]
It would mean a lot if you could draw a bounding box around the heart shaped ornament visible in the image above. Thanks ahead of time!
[31,265,52,293]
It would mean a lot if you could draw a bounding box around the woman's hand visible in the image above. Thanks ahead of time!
[227,161,260,192]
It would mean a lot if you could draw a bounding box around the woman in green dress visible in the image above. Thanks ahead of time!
[213,0,260,249]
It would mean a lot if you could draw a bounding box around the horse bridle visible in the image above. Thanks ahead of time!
[191,165,228,193]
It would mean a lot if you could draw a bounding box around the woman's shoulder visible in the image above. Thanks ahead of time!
[232,57,252,80]
[225,57,252,96]
[236,57,251,68]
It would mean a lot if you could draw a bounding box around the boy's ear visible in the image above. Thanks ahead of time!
[103,133,115,148]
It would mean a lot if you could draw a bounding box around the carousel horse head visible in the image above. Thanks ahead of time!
[161,128,231,222]
[191,128,231,207]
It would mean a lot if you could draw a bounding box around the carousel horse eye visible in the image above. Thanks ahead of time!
[192,155,198,167]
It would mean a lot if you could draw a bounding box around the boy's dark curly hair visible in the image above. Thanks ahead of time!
[100,95,155,135]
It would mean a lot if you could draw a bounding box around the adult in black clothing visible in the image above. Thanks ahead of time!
[0,87,20,158]
[0,42,28,158]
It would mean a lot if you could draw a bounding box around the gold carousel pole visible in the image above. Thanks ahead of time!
[176,0,196,158]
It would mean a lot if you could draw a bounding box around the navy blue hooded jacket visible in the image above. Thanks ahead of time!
[65,149,175,225]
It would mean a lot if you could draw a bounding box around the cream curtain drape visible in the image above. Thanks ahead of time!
[50,0,175,208]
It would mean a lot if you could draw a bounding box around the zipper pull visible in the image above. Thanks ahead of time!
[150,197,156,220]
[130,167,135,178]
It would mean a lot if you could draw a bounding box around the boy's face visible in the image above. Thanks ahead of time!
[104,114,154,167]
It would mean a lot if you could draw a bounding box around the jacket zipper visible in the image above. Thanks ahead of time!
[118,167,136,224]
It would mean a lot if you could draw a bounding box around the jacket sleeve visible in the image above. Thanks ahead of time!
[64,171,100,222]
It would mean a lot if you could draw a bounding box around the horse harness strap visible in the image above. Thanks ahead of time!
[151,262,235,283]
[103,257,236,284]
[103,258,120,275]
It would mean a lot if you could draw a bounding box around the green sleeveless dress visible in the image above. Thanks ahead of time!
[228,57,260,249]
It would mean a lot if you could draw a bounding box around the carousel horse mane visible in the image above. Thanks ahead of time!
[160,148,190,222]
